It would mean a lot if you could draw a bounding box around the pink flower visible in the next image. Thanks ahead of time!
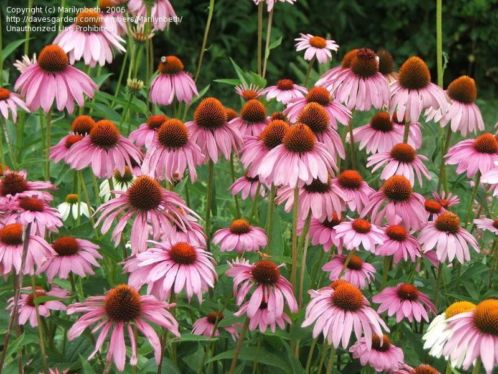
[258,123,337,187]
[362,176,426,230]
[331,49,389,111]
[367,143,430,186]
[316,49,358,91]
[235,83,264,101]
[14,45,97,113]
[8,286,67,327]
[322,254,376,289]
[334,218,385,253]
[149,56,198,106]
[229,99,269,137]
[96,176,197,254]
[302,282,388,348]
[192,311,239,339]
[474,217,498,235]
[187,98,243,163]
[142,118,204,182]
[160,217,207,248]
[0,223,54,275]
[0,170,54,203]
[253,0,296,12]
[212,219,267,253]
[443,299,498,373]
[432,191,460,209]
[40,236,102,281]
[226,259,298,322]
[350,335,404,373]
[262,79,307,104]
[389,56,447,123]
[482,166,498,197]
[284,86,351,125]
[445,133,498,178]
[235,300,291,333]
[331,170,374,213]
[308,215,343,252]
[0,87,29,122]
[393,117,423,149]
[419,211,479,264]
[54,8,125,67]
[129,114,168,150]
[66,120,142,178]
[373,283,436,323]
[230,174,266,200]
[128,0,178,30]
[377,225,421,263]
[99,0,127,35]
[295,34,339,64]
[125,241,216,301]
[67,285,179,372]
[277,178,346,221]
[353,112,405,154]
[50,115,95,163]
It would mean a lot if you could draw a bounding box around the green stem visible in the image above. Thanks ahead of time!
[31,276,49,373]
[304,338,317,374]
[24,0,34,55]
[262,9,274,78]
[58,0,66,31]
[298,215,311,307]
[304,58,314,87]
[464,172,480,227]
[434,263,443,309]
[0,119,5,166]
[265,185,276,253]
[0,11,3,86]
[249,183,261,220]
[229,155,241,218]
[290,186,300,288]
[316,343,329,373]
[348,119,357,170]
[229,318,249,374]
[402,121,410,144]
[437,126,452,193]
[112,51,128,108]
[382,256,392,286]
[205,160,215,251]
[45,112,52,180]
[256,2,263,76]
[471,359,481,374]
[325,345,336,374]
[195,0,215,82]
[78,172,99,238]
[436,0,444,87]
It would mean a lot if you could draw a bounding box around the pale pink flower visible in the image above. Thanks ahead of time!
[235,83,264,101]
[393,117,423,149]
[377,224,421,263]
[40,236,102,281]
[253,0,296,12]
[432,191,460,209]
[149,56,198,106]
[129,114,168,149]
[295,33,338,64]
[353,111,405,154]
[99,0,127,35]
[8,286,67,327]
[419,211,479,264]
[474,217,498,235]
[334,218,385,253]
[0,87,29,122]
[262,79,307,104]
[316,49,358,91]
[50,115,95,163]
[160,218,207,248]
[482,166,498,197]
[67,285,179,372]
[230,175,266,200]
[235,300,291,333]
[373,283,436,323]
[212,219,267,253]
[302,282,388,349]
[350,335,404,373]
[14,45,97,113]
[192,311,239,339]
[331,170,374,213]
[229,99,269,138]
[322,254,376,289]
[0,170,54,203]
[308,215,343,253]
[128,0,178,30]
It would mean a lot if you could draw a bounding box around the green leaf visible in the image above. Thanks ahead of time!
[207,347,290,372]
[1,39,27,61]
[80,355,97,374]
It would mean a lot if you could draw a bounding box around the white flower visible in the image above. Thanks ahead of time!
[57,194,91,220]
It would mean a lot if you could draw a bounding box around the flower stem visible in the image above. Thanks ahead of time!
[78,171,100,238]
[205,160,215,251]
[325,344,336,374]
[304,58,315,87]
[24,0,34,55]
[31,276,49,372]
[348,119,357,170]
[45,111,52,180]
[250,183,261,220]
[0,119,5,166]
[305,338,317,373]
[229,154,241,218]
[290,186,300,288]
[195,0,216,82]
[471,359,481,374]
[265,184,276,253]
[112,51,129,108]
[402,121,410,143]
[298,215,311,307]
[382,256,392,286]
[262,9,274,78]
[316,343,330,373]
[464,172,480,227]
[436,0,444,87]
[256,2,263,76]
[437,126,452,193]
[229,318,249,374]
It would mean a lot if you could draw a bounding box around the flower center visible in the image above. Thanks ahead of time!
[447,75,477,104]
[377,49,394,75]
[303,178,331,193]
[337,170,363,190]
[229,219,251,234]
[306,87,331,106]
[493,219,498,230]
[276,79,294,90]
[271,112,288,122]
[370,112,393,132]
[251,260,280,285]
[371,335,391,352]
[346,255,364,270]
[260,120,289,150]
[282,124,316,153]
[383,175,412,202]
[445,301,475,319]
[65,134,84,148]
[435,211,460,234]
[104,285,142,322]
[127,176,162,211]
[398,56,431,90]
[52,236,80,256]
[90,120,120,148]
[322,214,341,229]
[114,167,134,183]
[75,9,102,30]
[241,99,266,124]
[0,88,11,101]
[396,283,419,301]
[1,172,28,196]
[298,103,329,134]
[158,56,184,75]
[390,143,416,163]
[194,98,227,129]
[341,49,358,68]
[351,48,378,78]
[207,311,224,324]
[225,107,238,122]
[157,119,189,149]
[26,291,47,307]
[386,225,407,241]
[413,365,439,374]
[473,300,498,336]
[169,242,198,265]
[98,0,117,11]
[0,224,23,245]
[65,193,79,204]
[332,284,364,311]
[474,133,498,154]
[424,199,442,214]
[309,36,327,49]
[330,279,350,289]
[244,173,259,183]
[19,197,44,212]
[147,114,168,130]
[37,45,69,72]
[352,218,371,234]
[71,115,95,135]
